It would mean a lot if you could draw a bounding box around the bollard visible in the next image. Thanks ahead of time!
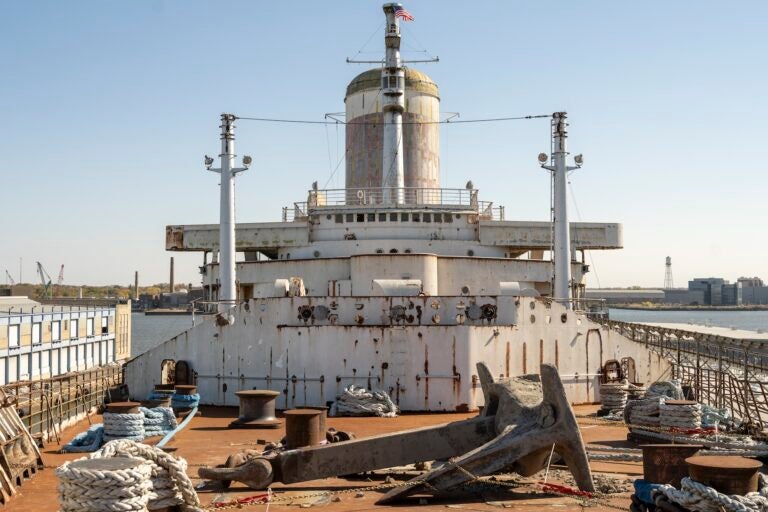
[296,405,328,437]
[640,444,702,486]
[174,385,198,395]
[284,409,323,448]
[686,455,762,495]
[106,401,141,414]
[229,390,282,429]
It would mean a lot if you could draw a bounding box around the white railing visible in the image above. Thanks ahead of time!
[282,187,505,222]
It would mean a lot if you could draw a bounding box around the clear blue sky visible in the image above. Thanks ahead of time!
[1,1,766,288]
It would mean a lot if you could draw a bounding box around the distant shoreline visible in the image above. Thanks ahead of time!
[610,304,768,311]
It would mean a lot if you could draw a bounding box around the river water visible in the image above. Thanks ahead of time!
[130,310,768,358]
[608,309,768,333]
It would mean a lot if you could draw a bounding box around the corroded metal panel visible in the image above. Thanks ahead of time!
[165,223,309,251]
[479,221,623,250]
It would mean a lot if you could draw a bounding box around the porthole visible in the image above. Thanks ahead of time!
[313,250,321,258]
[375,248,384,254]
[326,214,332,220]
[404,248,412,254]
[467,249,475,256]
[390,248,399,254]
[530,314,536,323]
[561,313,568,323]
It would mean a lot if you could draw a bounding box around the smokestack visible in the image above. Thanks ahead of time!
[170,257,175,293]
[134,271,139,300]
[381,3,406,204]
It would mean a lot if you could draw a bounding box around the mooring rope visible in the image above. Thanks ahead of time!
[103,412,145,442]
[141,407,177,438]
[90,439,204,512]
[655,475,768,512]
[171,393,201,410]
[56,457,153,512]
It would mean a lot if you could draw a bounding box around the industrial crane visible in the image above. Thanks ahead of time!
[56,264,64,295]
[4,270,14,286]
[36,261,53,298]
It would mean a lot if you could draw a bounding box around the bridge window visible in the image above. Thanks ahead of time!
[445,214,454,223]
[400,213,409,222]
[368,213,376,222]
[390,213,398,221]
[356,213,364,222]
[423,213,431,223]
[412,213,420,222]
[346,213,354,222]
[335,214,343,223]
[434,213,442,223]
[379,213,387,222]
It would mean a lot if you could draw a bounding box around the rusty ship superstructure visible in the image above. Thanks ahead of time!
[125,3,670,410]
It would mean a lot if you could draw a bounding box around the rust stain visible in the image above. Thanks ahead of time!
[522,342,527,374]
[555,340,559,369]
[505,342,510,377]
[540,338,544,366]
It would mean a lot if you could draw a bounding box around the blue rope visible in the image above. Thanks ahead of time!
[141,406,177,437]
[171,393,200,410]
[62,424,105,453]
[103,411,145,442]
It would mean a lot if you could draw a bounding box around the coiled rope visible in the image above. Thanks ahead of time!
[90,439,203,512]
[141,407,177,438]
[660,401,702,429]
[330,385,399,418]
[56,457,153,512]
[103,412,145,442]
[599,382,629,413]
[171,393,200,410]
[655,475,768,512]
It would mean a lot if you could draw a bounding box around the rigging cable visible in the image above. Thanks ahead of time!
[567,177,602,289]
[236,114,551,125]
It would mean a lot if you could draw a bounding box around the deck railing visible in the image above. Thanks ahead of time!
[0,364,124,442]
[282,187,505,222]
[601,320,768,430]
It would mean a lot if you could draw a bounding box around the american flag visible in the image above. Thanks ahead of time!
[394,5,414,22]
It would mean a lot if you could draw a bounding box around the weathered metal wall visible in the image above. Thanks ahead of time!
[125,297,670,410]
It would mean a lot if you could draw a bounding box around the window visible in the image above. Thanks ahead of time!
[8,325,19,348]
[101,317,108,335]
[32,323,41,345]
[52,321,61,342]
[445,214,454,223]
[368,213,376,222]
[378,213,387,222]
[356,213,364,222]
[434,213,442,223]
[400,213,409,222]
[412,213,421,222]
[335,214,343,224]
[70,319,79,339]
[87,318,94,337]
[390,213,398,222]
[423,213,431,223]
[346,213,353,223]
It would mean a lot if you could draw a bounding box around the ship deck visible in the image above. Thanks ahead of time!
[6,405,640,511]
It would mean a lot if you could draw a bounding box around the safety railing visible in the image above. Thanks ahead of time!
[601,319,768,429]
[0,364,124,442]
[282,187,505,221]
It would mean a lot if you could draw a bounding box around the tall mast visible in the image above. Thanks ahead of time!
[541,112,582,308]
[381,3,406,204]
[206,113,250,316]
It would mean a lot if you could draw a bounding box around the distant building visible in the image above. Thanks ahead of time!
[0,296,131,384]
[663,288,705,305]
[687,278,741,306]
[584,289,665,304]
[738,277,768,305]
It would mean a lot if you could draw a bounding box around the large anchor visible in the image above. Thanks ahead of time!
[199,363,594,503]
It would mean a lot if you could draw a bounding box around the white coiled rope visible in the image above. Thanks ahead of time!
[103,412,145,442]
[600,382,629,412]
[660,401,702,429]
[90,440,203,512]
[330,385,399,418]
[56,458,153,512]
[655,475,768,512]
[141,407,177,438]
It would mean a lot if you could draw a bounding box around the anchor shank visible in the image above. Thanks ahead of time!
[274,416,496,484]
